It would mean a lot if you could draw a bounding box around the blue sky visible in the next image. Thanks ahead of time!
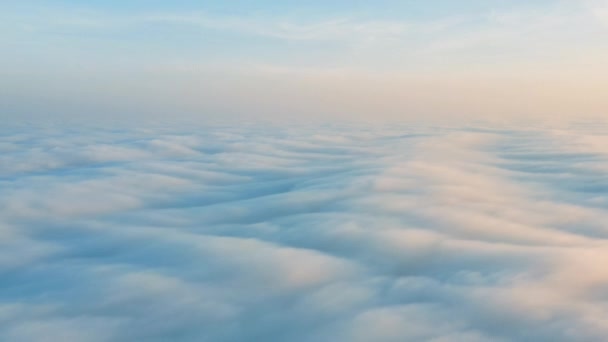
[2,0,608,121]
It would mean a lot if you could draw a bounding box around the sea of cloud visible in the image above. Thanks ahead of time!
[2,120,608,341]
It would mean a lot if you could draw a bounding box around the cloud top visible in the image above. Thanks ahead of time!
[2,120,608,341]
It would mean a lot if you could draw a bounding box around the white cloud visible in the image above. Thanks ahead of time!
[581,0,608,25]
[2,120,608,340]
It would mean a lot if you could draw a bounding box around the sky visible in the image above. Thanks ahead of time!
[2,0,608,121]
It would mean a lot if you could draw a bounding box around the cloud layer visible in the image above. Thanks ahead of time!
[2,121,608,341]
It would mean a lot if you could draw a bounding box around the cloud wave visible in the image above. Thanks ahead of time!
[2,121,608,341]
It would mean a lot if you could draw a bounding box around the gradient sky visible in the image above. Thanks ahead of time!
[2,0,608,121]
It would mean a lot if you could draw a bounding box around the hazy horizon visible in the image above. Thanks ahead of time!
[2,0,608,121]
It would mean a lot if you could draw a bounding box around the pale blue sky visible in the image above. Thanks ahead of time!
[2,0,607,121]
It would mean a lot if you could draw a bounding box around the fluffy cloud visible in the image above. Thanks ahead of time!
[2,121,608,341]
